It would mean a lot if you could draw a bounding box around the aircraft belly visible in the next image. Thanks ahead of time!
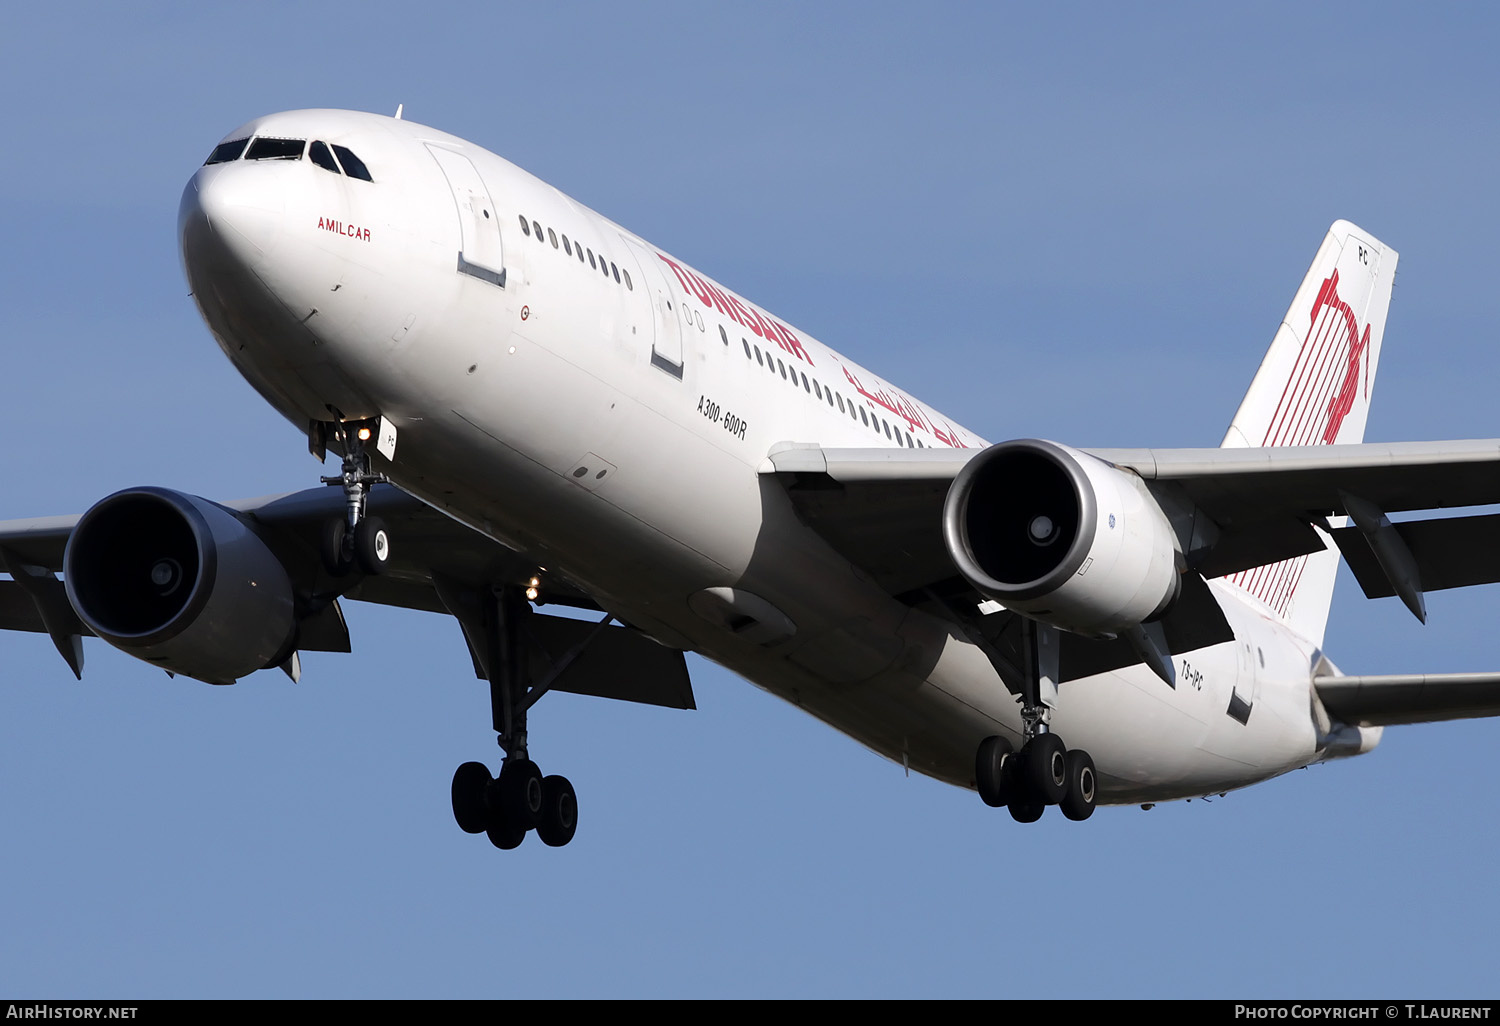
[1048,624,1319,802]
[867,607,1323,802]
[665,613,998,789]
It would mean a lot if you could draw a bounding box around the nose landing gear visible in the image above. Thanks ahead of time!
[317,417,391,576]
[973,619,1098,823]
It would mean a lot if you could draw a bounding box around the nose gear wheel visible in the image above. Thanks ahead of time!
[318,417,390,577]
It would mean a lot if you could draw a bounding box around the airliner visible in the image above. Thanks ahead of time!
[3,108,1499,849]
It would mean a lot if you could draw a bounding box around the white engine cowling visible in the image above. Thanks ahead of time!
[63,487,296,684]
[943,439,1182,637]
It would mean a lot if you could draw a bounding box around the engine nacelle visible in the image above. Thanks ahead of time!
[63,487,296,684]
[943,439,1182,637]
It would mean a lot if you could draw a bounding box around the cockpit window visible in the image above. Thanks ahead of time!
[331,144,373,182]
[204,138,249,165]
[245,137,305,161]
[309,141,341,174]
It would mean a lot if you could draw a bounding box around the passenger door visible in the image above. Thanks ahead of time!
[426,145,506,287]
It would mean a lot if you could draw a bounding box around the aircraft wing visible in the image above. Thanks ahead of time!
[763,439,1500,594]
[763,440,1500,689]
[0,484,694,708]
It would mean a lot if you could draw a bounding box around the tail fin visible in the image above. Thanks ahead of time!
[1221,221,1399,646]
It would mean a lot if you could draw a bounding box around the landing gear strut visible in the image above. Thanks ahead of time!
[443,583,586,850]
[974,619,1097,823]
[318,418,390,576]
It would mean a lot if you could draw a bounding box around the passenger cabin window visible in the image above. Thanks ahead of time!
[519,216,531,236]
[623,269,632,290]
[245,137,305,161]
[204,138,249,165]
[548,227,559,249]
[331,144,373,181]
[309,141,340,174]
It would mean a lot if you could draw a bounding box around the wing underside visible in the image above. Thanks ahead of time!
[0,484,693,708]
[762,440,1500,712]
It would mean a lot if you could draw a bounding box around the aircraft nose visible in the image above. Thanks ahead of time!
[178,163,286,277]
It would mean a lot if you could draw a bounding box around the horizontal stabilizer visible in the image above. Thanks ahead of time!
[1315,672,1500,727]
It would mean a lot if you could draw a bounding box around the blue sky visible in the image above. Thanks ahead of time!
[2,2,1499,998]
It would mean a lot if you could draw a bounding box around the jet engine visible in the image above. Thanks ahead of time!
[943,439,1182,637]
[64,487,296,683]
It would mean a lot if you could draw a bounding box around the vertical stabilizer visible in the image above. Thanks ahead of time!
[1221,221,1399,646]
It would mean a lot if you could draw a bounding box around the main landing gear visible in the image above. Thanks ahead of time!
[452,758,578,849]
[443,583,584,850]
[974,619,1097,823]
[318,418,391,577]
[975,733,1096,822]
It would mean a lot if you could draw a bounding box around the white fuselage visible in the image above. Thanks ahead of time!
[179,109,1365,804]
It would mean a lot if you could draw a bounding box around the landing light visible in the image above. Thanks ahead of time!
[357,426,372,441]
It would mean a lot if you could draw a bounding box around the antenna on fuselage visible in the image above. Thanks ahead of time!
[394,103,404,120]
